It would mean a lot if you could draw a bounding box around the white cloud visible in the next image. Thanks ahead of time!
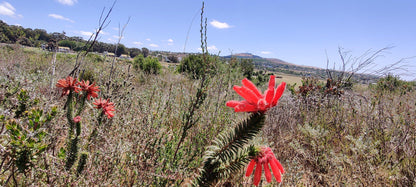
[56,0,78,6]
[149,44,159,48]
[208,45,218,51]
[167,39,174,45]
[80,31,93,37]
[0,2,22,18]
[198,45,218,51]
[48,13,75,23]
[112,35,124,40]
[210,20,231,29]
[261,51,272,55]
[0,2,14,16]
[107,38,116,42]
[133,41,143,46]
[98,30,108,35]
[146,38,151,41]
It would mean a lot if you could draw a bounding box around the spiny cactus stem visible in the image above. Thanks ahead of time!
[214,113,265,158]
[66,91,74,131]
[97,111,104,126]
[193,112,266,186]
[75,94,88,117]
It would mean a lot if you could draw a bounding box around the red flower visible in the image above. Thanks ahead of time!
[56,76,81,96]
[245,147,285,186]
[78,80,100,100]
[73,116,81,123]
[226,75,286,113]
[93,98,115,119]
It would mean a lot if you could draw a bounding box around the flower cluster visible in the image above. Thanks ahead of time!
[93,98,115,119]
[56,76,81,96]
[226,75,286,113]
[56,76,115,119]
[56,76,100,99]
[78,80,100,100]
[246,147,285,186]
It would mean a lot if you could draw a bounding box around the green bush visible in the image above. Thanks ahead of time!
[132,54,145,70]
[239,59,254,79]
[133,55,161,74]
[374,74,414,93]
[177,54,216,79]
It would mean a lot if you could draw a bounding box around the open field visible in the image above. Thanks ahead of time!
[1,45,415,186]
[275,73,303,85]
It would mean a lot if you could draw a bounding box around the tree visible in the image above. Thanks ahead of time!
[141,47,149,57]
[128,48,141,58]
[116,44,127,57]
[132,54,145,70]
[133,55,161,74]
[51,32,66,42]
[143,57,162,74]
[167,55,179,63]
[34,29,49,42]
[58,40,77,49]
[240,59,254,80]
[178,54,216,79]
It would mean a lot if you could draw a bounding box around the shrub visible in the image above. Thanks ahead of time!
[239,59,254,79]
[132,54,145,70]
[133,55,161,74]
[167,55,179,63]
[143,57,162,74]
[177,54,216,79]
[374,74,414,93]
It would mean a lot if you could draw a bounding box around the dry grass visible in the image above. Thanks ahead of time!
[275,73,304,85]
[0,46,415,186]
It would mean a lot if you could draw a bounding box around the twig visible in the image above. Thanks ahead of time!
[69,1,116,77]
[108,17,130,84]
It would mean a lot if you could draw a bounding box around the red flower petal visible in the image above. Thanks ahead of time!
[270,158,282,183]
[242,78,262,98]
[104,110,114,118]
[263,162,272,183]
[73,116,81,123]
[264,76,275,104]
[268,75,276,90]
[253,162,262,186]
[264,89,274,106]
[226,100,242,108]
[233,86,260,105]
[234,101,257,112]
[245,159,256,177]
[273,157,285,174]
[271,82,286,106]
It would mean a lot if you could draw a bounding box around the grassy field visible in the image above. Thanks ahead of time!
[1,45,415,186]
[275,73,303,85]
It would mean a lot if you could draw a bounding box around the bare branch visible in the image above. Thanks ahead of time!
[68,1,116,77]
[109,17,130,82]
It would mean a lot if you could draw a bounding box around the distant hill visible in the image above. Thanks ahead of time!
[223,53,262,59]
[221,52,379,83]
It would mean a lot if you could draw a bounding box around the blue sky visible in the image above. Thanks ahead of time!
[1,0,415,79]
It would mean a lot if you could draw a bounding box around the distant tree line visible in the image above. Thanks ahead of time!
[0,20,147,58]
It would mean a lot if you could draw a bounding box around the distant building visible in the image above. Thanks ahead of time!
[104,51,116,57]
[119,54,130,59]
[58,46,70,53]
